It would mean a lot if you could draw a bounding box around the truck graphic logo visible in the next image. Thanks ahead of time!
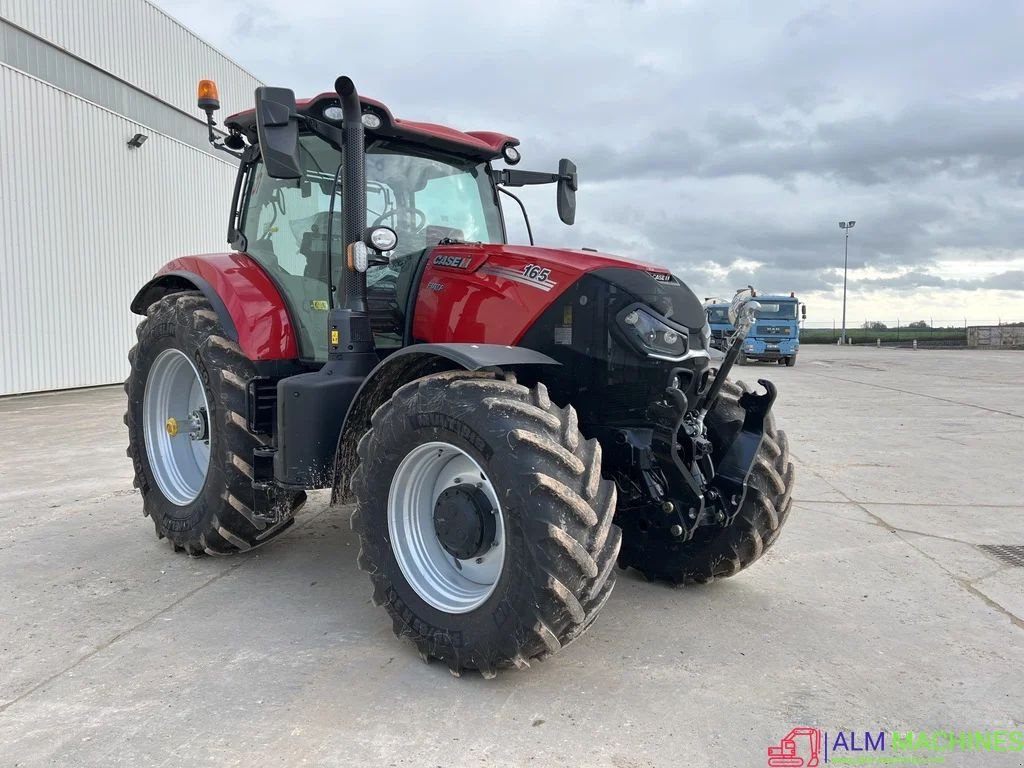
[768,727,821,767]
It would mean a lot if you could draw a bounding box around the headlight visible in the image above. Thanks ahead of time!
[617,306,688,360]
[699,323,711,349]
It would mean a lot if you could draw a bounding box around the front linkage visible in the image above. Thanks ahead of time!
[646,290,776,540]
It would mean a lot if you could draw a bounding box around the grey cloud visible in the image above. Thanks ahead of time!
[157,0,1024,318]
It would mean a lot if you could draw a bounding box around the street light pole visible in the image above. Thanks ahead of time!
[838,220,856,344]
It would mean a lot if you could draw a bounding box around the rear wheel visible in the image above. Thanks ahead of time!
[351,370,621,676]
[617,377,795,584]
[125,292,304,554]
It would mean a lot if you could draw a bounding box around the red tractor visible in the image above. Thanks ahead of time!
[124,75,795,677]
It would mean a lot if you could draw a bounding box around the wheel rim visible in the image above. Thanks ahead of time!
[387,441,505,614]
[143,349,212,506]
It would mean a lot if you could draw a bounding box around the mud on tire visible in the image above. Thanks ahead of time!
[350,370,622,677]
[617,376,795,584]
[124,291,304,554]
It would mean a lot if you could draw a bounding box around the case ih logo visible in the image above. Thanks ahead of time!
[433,255,471,269]
[647,271,672,282]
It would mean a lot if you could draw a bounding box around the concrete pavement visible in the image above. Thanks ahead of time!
[1,345,1022,767]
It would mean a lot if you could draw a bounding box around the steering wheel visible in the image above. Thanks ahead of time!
[372,207,427,233]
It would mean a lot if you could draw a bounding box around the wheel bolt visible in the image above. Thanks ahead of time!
[670,524,683,537]
[661,501,674,513]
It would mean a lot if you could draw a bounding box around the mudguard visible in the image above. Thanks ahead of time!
[329,343,559,501]
[130,253,298,361]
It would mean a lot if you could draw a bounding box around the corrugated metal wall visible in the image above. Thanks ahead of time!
[0,63,237,395]
[0,0,260,117]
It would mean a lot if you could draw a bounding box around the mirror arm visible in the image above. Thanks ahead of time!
[298,115,346,153]
[492,169,562,187]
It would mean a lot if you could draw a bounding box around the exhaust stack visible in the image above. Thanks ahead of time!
[334,76,368,314]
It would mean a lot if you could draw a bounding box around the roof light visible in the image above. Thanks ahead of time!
[503,145,521,165]
[323,106,343,122]
[361,112,382,130]
[197,79,220,112]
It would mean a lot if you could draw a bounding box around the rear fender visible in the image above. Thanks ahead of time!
[130,253,298,361]
[330,343,559,503]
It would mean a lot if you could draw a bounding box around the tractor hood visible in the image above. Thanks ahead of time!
[434,243,671,277]
[412,242,707,346]
[433,242,705,328]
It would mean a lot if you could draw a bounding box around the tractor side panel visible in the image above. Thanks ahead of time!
[411,247,580,344]
[157,253,298,361]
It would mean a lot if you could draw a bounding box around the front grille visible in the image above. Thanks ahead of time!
[759,325,791,336]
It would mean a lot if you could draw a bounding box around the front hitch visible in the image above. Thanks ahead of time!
[707,378,777,526]
[643,287,777,539]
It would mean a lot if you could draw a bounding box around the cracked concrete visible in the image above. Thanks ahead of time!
[1,345,1022,767]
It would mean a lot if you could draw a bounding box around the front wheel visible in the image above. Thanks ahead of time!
[351,370,621,677]
[617,377,795,583]
[786,354,797,367]
[124,292,304,554]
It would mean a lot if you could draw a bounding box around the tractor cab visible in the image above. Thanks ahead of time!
[218,90,575,361]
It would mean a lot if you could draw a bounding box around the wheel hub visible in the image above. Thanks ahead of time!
[433,485,496,560]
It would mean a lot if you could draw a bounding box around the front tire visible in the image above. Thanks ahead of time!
[786,354,797,367]
[125,292,304,554]
[351,370,621,676]
[617,377,795,584]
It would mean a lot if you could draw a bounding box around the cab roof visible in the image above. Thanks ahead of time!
[225,92,519,162]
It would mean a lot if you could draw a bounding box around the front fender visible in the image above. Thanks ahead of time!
[330,343,559,503]
[130,253,298,361]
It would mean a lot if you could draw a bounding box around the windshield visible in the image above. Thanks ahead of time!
[755,301,798,320]
[243,135,505,359]
[706,307,731,324]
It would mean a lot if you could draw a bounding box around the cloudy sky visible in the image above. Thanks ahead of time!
[160,0,1024,326]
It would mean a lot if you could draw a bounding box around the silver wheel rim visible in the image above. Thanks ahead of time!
[387,441,505,614]
[143,349,212,506]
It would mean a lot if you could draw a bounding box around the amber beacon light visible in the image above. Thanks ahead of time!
[197,79,220,112]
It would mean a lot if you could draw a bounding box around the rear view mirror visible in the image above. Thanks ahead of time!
[254,87,302,180]
[802,304,807,320]
[557,158,578,226]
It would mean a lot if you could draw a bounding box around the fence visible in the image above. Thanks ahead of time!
[800,320,1023,346]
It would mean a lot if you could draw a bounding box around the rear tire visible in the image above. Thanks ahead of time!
[617,377,794,584]
[125,292,304,555]
[351,370,621,677]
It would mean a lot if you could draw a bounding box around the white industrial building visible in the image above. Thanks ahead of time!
[0,0,262,395]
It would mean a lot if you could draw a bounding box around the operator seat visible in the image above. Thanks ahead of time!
[299,211,344,284]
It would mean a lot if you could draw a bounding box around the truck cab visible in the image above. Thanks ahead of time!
[740,294,803,366]
[704,302,734,351]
